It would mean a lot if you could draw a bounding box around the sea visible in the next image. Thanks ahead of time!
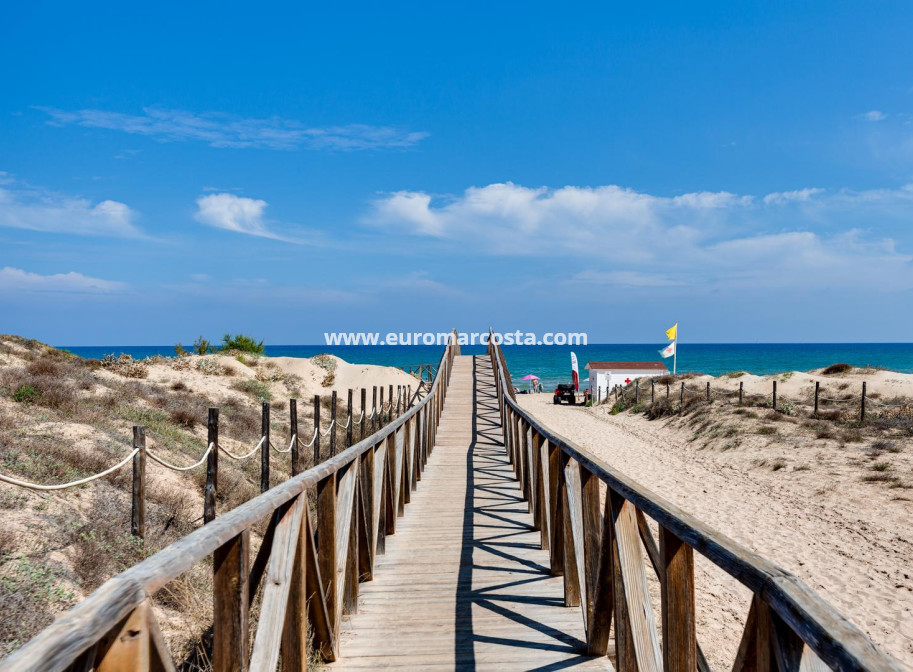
[61,343,913,391]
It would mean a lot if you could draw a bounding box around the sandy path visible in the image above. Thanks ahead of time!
[517,395,913,668]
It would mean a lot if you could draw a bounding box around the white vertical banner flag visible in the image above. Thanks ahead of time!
[570,351,579,391]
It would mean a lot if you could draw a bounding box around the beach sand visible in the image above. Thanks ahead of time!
[518,371,913,668]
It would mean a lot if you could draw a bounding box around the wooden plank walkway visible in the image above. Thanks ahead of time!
[334,355,613,671]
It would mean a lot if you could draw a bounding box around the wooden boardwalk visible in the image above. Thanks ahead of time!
[335,355,613,671]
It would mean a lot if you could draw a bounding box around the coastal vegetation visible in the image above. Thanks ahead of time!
[601,365,912,491]
[0,333,412,661]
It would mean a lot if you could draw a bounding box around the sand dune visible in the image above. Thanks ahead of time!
[518,390,913,668]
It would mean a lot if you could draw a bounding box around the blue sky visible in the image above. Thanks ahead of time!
[2,1,913,345]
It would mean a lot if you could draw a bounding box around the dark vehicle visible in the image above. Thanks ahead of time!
[553,383,576,405]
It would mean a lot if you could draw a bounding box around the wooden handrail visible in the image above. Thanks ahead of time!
[2,330,461,672]
[486,329,904,672]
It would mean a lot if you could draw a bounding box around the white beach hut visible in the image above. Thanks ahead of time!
[585,361,668,398]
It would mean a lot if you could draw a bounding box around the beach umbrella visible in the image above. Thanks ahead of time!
[520,374,539,380]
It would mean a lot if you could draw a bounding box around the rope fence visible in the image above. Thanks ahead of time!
[596,376,911,424]
[0,379,419,539]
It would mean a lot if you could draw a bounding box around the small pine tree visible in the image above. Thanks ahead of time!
[194,335,212,355]
[222,333,265,354]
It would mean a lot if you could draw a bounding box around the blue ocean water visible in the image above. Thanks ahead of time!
[61,343,913,389]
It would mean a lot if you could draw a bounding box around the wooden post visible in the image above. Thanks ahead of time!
[396,386,402,416]
[635,379,639,404]
[680,382,684,408]
[861,381,867,424]
[407,385,412,409]
[213,531,249,672]
[706,381,710,403]
[379,387,384,426]
[260,402,270,493]
[346,389,354,448]
[317,473,338,638]
[290,399,300,476]
[651,379,655,404]
[360,388,367,440]
[667,382,670,399]
[388,385,393,421]
[814,381,820,417]
[661,526,697,672]
[131,426,145,539]
[772,380,777,411]
[205,408,218,524]
[313,395,321,464]
[330,391,337,457]
[739,381,744,407]
[372,386,378,432]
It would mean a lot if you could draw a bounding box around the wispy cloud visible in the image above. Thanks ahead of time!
[368,181,913,292]
[0,267,126,293]
[39,107,429,151]
[0,175,140,237]
[859,110,886,122]
[194,193,304,243]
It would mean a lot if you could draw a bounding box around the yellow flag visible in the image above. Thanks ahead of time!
[665,323,677,341]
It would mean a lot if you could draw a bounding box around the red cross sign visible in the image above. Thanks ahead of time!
[624,378,632,384]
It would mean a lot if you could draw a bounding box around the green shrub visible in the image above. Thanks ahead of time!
[174,343,188,356]
[193,336,212,355]
[231,379,272,401]
[222,333,264,354]
[13,384,39,403]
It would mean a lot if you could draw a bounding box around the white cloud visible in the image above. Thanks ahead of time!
[195,193,300,242]
[860,110,886,122]
[39,107,429,151]
[0,267,126,293]
[762,188,824,205]
[0,179,140,237]
[368,181,913,292]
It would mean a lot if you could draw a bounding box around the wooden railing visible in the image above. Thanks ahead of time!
[2,332,461,672]
[486,330,904,672]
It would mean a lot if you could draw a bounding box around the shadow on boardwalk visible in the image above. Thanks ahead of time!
[334,355,610,671]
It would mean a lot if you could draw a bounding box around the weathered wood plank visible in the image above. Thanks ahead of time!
[213,531,249,672]
[661,524,697,672]
[281,492,309,672]
[610,489,663,672]
[249,494,306,671]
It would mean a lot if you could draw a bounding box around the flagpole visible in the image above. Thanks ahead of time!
[673,326,677,375]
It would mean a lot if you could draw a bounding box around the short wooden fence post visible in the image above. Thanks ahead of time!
[313,395,321,464]
[260,401,270,493]
[372,386,378,432]
[680,382,684,408]
[346,389,353,448]
[131,425,146,539]
[204,408,218,524]
[635,379,639,403]
[739,381,743,406]
[290,398,300,476]
[330,391,337,456]
[379,387,385,426]
[706,381,710,403]
[360,388,367,440]
[861,381,867,424]
[813,381,819,417]
[772,380,777,411]
[651,379,655,403]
